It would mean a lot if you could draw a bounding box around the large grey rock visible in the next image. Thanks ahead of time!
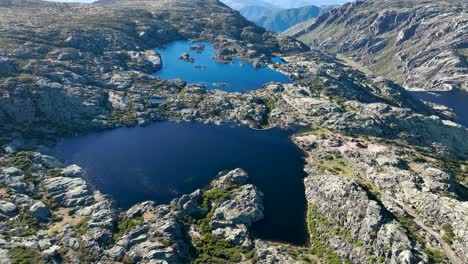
[255,240,303,264]
[0,167,27,192]
[43,177,93,207]
[212,225,251,247]
[212,168,249,189]
[171,189,206,217]
[305,175,428,263]
[210,184,264,228]
[62,164,83,178]
[30,201,51,220]
[0,200,18,219]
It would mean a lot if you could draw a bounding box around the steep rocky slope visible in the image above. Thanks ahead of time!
[292,0,468,92]
[0,0,467,263]
[250,5,333,33]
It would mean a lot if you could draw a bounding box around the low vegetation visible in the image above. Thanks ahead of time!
[307,204,349,264]
[73,216,91,236]
[317,154,353,178]
[113,216,144,242]
[10,246,46,264]
[441,223,455,244]
[189,187,254,263]
[0,151,34,172]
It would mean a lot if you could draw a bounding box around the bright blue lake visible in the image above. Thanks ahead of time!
[411,89,468,127]
[55,122,307,244]
[154,41,291,92]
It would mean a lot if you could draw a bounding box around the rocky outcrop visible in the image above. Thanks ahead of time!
[0,150,266,263]
[0,200,18,219]
[294,130,468,263]
[305,175,427,263]
[293,0,468,92]
[43,177,93,207]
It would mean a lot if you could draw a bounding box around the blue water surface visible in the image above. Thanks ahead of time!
[271,56,288,64]
[154,41,291,92]
[146,98,167,104]
[411,89,468,127]
[55,122,307,244]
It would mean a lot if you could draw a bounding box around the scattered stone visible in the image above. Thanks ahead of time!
[30,201,51,220]
[0,200,18,219]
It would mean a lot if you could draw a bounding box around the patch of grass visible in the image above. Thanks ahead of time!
[73,216,91,236]
[426,247,446,263]
[42,196,60,210]
[394,213,423,244]
[123,255,135,264]
[0,151,34,172]
[262,97,276,112]
[191,187,247,263]
[307,204,348,264]
[46,168,63,178]
[16,74,35,84]
[8,212,43,237]
[441,223,455,244]
[77,241,99,263]
[296,127,332,136]
[317,155,354,177]
[113,216,143,242]
[10,246,46,264]
[357,179,381,198]
[109,109,137,125]
[244,249,256,259]
[201,188,232,210]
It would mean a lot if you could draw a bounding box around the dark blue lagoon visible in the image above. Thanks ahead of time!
[411,89,468,127]
[271,56,288,64]
[55,122,307,244]
[154,41,291,92]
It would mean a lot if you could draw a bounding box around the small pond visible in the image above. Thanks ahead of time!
[154,41,291,92]
[271,56,288,64]
[146,97,167,104]
[55,122,307,244]
[410,89,468,127]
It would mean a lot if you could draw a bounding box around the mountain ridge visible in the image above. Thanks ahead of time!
[294,0,468,92]
[251,5,334,33]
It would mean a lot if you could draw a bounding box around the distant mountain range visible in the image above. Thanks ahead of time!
[222,0,345,32]
[250,5,336,32]
[238,5,282,20]
[221,0,350,9]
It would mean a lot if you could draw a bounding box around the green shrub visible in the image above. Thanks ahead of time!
[10,246,46,264]
[113,216,143,242]
[46,168,63,178]
[441,223,455,244]
[73,216,91,236]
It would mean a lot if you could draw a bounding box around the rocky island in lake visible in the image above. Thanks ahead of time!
[0,0,467,263]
